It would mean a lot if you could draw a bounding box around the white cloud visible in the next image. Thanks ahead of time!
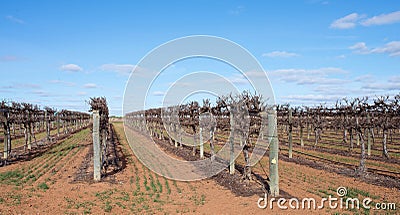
[330,13,361,29]
[244,70,268,78]
[49,80,76,87]
[229,6,244,15]
[83,83,97,88]
[152,91,165,96]
[362,82,400,91]
[1,83,40,89]
[354,74,375,83]
[99,64,137,76]
[269,67,349,86]
[388,75,400,83]
[32,90,52,97]
[262,51,299,58]
[349,41,400,57]
[332,11,400,29]
[228,75,249,85]
[0,55,23,62]
[359,76,400,91]
[60,64,83,72]
[370,41,400,56]
[361,11,400,26]
[281,94,342,103]
[168,82,191,88]
[349,42,369,54]
[211,74,250,86]
[77,91,87,96]
[5,15,25,24]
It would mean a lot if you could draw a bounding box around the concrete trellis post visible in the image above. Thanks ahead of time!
[93,110,101,181]
[229,107,235,175]
[300,118,304,147]
[45,110,50,141]
[3,135,7,159]
[27,111,32,150]
[44,110,47,137]
[56,113,60,137]
[174,124,178,148]
[268,109,279,197]
[192,132,196,156]
[199,127,204,159]
[179,129,183,149]
[210,129,215,162]
[288,108,293,159]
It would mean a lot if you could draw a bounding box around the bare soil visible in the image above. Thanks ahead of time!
[0,122,398,214]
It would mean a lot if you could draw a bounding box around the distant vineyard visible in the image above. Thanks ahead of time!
[0,101,90,165]
[277,93,400,175]
[124,91,400,194]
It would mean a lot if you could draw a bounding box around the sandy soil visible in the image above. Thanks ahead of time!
[0,123,398,214]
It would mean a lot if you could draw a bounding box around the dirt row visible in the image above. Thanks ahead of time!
[0,123,398,214]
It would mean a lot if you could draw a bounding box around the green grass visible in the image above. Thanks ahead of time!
[0,170,24,185]
[117,191,130,202]
[38,182,49,191]
[133,175,141,196]
[153,193,163,203]
[95,190,113,201]
[283,146,400,173]
[143,175,150,191]
[165,179,171,194]
[104,201,112,212]
[149,174,157,193]
[189,194,206,206]
[115,201,126,209]
[0,128,89,189]
[156,176,163,193]
[173,180,181,194]
[0,127,59,150]
[8,193,22,205]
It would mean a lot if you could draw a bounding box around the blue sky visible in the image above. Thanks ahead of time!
[1,0,399,115]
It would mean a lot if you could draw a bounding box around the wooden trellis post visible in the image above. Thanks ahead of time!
[268,109,279,197]
[3,115,10,159]
[367,114,372,156]
[93,110,101,181]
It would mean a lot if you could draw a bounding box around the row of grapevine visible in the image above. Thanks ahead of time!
[89,97,121,181]
[124,91,280,196]
[277,93,400,175]
[0,100,90,164]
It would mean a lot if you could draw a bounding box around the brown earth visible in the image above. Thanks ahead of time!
[0,122,398,214]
